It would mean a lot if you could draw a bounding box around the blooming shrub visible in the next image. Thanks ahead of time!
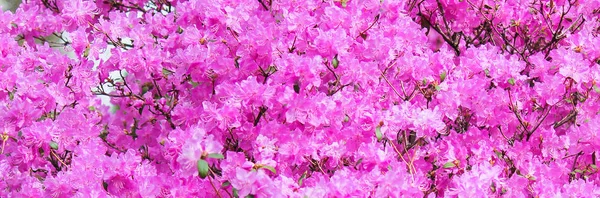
[1,0,600,197]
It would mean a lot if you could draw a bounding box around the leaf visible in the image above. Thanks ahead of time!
[375,126,383,141]
[293,83,300,93]
[261,165,277,174]
[443,162,456,168]
[360,33,368,40]
[234,56,241,69]
[332,55,339,69]
[233,188,239,197]
[508,78,515,86]
[527,175,537,181]
[49,141,58,150]
[83,45,90,58]
[341,0,348,7]
[494,150,503,158]
[222,181,231,188]
[190,81,199,88]
[121,70,129,77]
[141,83,153,95]
[355,158,363,167]
[102,181,108,191]
[197,159,209,179]
[440,71,447,82]
[208,153,225,159]
[298,172,307,186]
[162,68,174,76]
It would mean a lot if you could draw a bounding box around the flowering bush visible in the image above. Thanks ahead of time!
[1,0,600,197]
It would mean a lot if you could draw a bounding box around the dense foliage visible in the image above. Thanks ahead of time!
[1,0,600,197]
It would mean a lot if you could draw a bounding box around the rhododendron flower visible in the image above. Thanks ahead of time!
[2,0,600,196]
[177,128,223,177]
[62,0,98,27]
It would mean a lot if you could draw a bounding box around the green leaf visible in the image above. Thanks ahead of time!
[508,78,515,86]
[360,33,368,40]
[245,195,255,198]
[121,70,129,78]
[141,84,151,95]
[268,65,278,74]
[375,126,383,141]
[594,85,600,93]
[83,46,90,58]
[575,169,584,173]
[435,85,441,91]
[443,162,456,168]
[527,175,537,181]
[440,71,447,82]
[261,165,277,174]
[222,181,231,188]
[355,158,363,167]
[162,68,174,76]
[494,150,503,158]
[208,153,225,159]
[49,141,58,150]
[197,159,209,179]
[233,188,239,198]
[332,55,339,69]
[293,83,300,93]
[343,114,350,122]
[102,181,108,191]
[341,0,348,7]
[234,56,241,69]
[298,172,307,186]
[190,81,199,88]
[591,164,597,169]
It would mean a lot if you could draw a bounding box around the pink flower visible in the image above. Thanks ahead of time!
[177,127,223,177]
[62,0,98,27]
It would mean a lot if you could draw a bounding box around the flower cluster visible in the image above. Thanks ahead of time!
[1,0,600,197]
